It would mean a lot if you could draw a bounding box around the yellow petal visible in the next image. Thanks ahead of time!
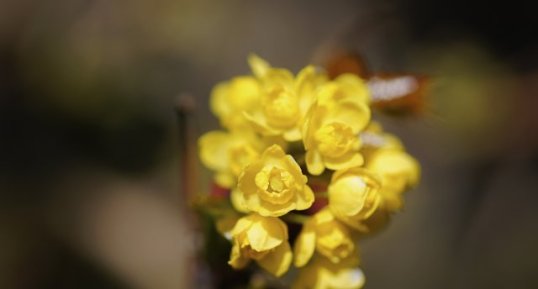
[329,175,370,217]
[296,185,315,211]
[227,76,260,109]
[238,157,263,188]
[294,65,316,93]
[283,127,302,141]
[263,144,287,159]
[306,150,325,175]
[263,68,294,86]
[324,101,370,133]
[292,256,364,289]
[282,154,306,182]
[248,54,271,77]
[257,242,292,277]
[231,215,256,238]
[231,189,250,213]
[214,172,235,188]
[367,150,420,190]
[324,152,364,171]
[250,197,297,217]
[209,82,230,119]
[198,131,230,171]
[228,242,250,269]
[295,66,320,111]
[246,217,287,251]
[312,209,355,264]
[317,83,340,106]
[335,73,370,103]
[294,222,316,267]
[321,266,365,289]
[316,228,354,263]
[302,112,315,149]
[244,111,281,136]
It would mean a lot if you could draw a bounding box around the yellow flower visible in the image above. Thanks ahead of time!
[210,76,261,130]
[292,256,365,289]
[294,209,356,267]
[303,74,371,175]
[198,130,263,188]
[238,144,315,217]
[243,55,325,141]
[328,167,381,232]
[366,149,420,212]
[228,214,292,277]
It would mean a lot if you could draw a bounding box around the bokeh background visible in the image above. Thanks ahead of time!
[1,1,537,288]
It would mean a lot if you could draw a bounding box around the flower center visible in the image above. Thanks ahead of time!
[314,122,355,158]
[255,166,294,204]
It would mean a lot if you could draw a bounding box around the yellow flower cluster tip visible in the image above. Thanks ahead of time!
[198,55,420,288]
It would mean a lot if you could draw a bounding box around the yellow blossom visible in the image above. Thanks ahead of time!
[210,76,261,130]
[198,53,423,287]
[292,256,365,289]
[366,149,420,212]
[294,209,356,267]
[243,55,326,141]
[328,167,382,232]
[228,214,292,277]
[198,130,263,188]
[303,74,371,175]
[238,144,315,217]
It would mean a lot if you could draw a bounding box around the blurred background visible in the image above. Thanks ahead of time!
[1,0,537,288]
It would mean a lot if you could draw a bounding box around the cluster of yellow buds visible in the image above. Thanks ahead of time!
[198,55,420,288]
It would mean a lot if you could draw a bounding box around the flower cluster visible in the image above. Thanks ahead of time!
[198,55,420,288]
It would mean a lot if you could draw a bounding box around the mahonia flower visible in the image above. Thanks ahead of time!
[303,74,371,175]
[328,167,382,232]
[198,130,264,188]
[294,208,356,267]
[292,256,364,289]
[210,76,261,131]
[228,214,292,277]
[237,144,315,217]
[365,149,420,212]
[243,55,325,141]
[196,54,423,288]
